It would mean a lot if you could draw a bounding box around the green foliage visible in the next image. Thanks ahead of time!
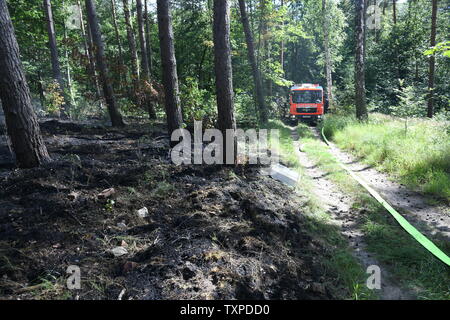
[180,77,217,128]
[44,81,65,116]
[424,41,450,58]
[391,80,426,133]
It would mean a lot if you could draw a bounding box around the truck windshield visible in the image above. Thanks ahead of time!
[291,90,322,104]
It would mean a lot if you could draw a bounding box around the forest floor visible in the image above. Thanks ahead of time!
[0,118,361,300]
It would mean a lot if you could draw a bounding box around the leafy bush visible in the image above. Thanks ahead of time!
[44,81,65,117]
[180,77,217,129]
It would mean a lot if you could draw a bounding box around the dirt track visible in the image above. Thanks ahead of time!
[292,127,416,300]
[321,133,450,242]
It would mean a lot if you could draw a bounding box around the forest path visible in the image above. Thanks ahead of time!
[290,127,414,300]
[312,128,450,243]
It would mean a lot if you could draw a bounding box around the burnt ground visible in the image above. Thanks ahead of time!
[0,119,350,300]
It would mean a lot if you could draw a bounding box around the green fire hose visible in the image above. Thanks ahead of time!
[321,127,450,267]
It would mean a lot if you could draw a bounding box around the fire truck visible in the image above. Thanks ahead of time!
[289,83,325,124]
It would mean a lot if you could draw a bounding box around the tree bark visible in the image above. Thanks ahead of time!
[63,21,75,106]
[85,0,125,127]
[355,0,367,120]
[77,0,100,97]
[238,0,266,123]
[0,0,50,168]
[156,0,183,141]
[280,0,284,73]
[85,15,104,108]
[137,0,156,119]
[122,0,140,86]
[144,0,153,75]
[110,0,126,90]
[213,0,236,162]
[43,0,69,117]
[427,0,438,118]
[322,0,334,111]
[393,0,397,24]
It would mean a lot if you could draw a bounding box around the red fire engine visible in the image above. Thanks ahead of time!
[289,83,325,123]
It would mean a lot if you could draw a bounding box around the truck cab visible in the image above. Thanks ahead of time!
[289,83,324,124]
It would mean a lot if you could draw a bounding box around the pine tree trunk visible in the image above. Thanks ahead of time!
[85,0,125,127]
[43,0,69,117]
[77,0,97,93]
[86,17,104,109]
[110,0,126,90]
[137,0,156,119]
[280,0,284,73]
[355,0,367,120]
[0,0,50,168]
[322,0,334,111]
[393,0,397,24]
[144,0,153,75]
[238,0,266,123]
[213,0,236,162]
[427,0,438,118]
[122,0,140,90]
[156,0,183,141]
[63,22,75,106]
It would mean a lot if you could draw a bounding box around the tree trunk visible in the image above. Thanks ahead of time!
[213,0,236,162]
[122,0,140,87]
[427,0,438,118]
[322,0,334,111]
[280,0,284,73]
[85,0,125,127]
[77,0,97,92]
[393,0,397,24]
[144,0,153,75]
[63,21,75,106]
[86,16,104,109]
[238,0,266,123]
[0,0,50,168]
[43,0,68,117]
[355,0,367,120]
[156,0,183,141]
[110,0,126,90]
[137,0,156,119]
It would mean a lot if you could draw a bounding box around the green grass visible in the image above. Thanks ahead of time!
[320,114,450,202]
[297,123,450,300]
[266,119,302,169]
[263,120,376,300]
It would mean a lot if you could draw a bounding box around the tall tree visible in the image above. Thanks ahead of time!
[156,0,183,140]
[280,0,285,72]
[85,0,125,127]
[110,0,125,90]
[427,0,438,118]
[392,0,397,25]
[43,0,68,117]
[213,0,236,162]
[0,0,50,168]
[322,0,334,111]
[238,0,266,123]
[355,0,367,120]
[77,0,101,101]
[144,0,153,75]
[137,0,156,119]
[122,0,140,88]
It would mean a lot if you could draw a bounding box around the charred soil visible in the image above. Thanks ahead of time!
[1,119,353,299]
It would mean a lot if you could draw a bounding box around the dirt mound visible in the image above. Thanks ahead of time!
[0,120,344,300]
